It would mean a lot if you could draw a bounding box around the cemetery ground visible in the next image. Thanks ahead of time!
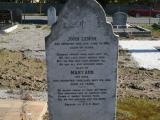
[141,24,160,38]
[0,24,160,120]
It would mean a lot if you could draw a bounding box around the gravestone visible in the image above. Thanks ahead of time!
[112,12,127,28]
[48,6,57,26]
[12,8,22,23]
[46,0,118,120]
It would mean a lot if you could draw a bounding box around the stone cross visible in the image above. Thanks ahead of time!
[46,0,118,120]
[112,12,128,28]
[47,6,57,26]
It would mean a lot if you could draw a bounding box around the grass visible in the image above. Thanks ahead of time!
[141,24,160,31]
[43,97,160,120]
[0,40,8,43]
[117,97,160,120]
[141,24,160,37]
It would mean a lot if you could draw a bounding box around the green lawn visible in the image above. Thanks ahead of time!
[141,24,160,37]
[117,97,160,120]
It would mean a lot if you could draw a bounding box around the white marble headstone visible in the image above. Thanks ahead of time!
[46,0,118,120]
[47,6,57,26]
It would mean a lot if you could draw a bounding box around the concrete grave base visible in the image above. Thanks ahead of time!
[113,25,151,37]
[0,100,47,120]
[0,24,18,33]
[119,40,160,70]
[3,24,18,33]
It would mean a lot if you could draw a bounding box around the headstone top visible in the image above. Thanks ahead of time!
[112,11,128,27]
[46,0,118,120]
[46,0,117,48]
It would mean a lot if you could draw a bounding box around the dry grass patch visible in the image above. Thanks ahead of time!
[0,49,46,91]
[117,97,160,120]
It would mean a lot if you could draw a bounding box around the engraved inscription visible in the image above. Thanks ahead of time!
[51,35,111,107]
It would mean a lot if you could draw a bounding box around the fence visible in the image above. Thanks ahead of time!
[0,2,159,15]
[0,3,64,15]
[105,3,160,15]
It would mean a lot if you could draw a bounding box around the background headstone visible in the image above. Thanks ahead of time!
[12,8,22,23]
[112,12,127,27]
[47,6,57,26]
[46,0,118,120]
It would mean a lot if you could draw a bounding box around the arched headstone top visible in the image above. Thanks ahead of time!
[47,6,57,26]
[112,11,128,27]
[47,6,56,14]
[46,0,117,48]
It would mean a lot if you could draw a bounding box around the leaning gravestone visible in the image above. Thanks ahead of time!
[48,6,57,26]
[46,0,118,120]
[112,12,127,28]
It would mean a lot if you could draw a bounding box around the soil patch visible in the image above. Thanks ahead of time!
[0,49,46,91]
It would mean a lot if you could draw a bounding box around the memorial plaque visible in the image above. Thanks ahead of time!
[46,0,118,120]
[112,12,127,27]
[48,6,57,26]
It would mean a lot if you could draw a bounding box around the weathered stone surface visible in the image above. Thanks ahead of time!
[112,12,127,27]
[47,6,57,26]
[46,0,118,120]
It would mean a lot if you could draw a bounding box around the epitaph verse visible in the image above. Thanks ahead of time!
[46,0,118,120]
